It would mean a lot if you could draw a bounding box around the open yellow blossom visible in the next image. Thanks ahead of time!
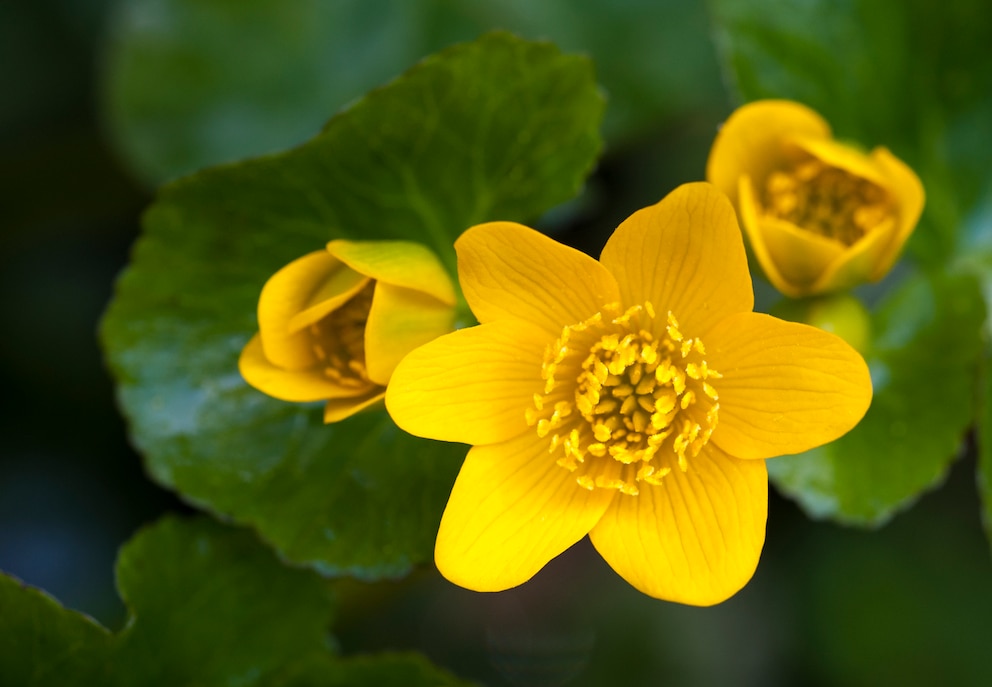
[240,240,456,422]
[707,99,924,297]
[386,183,872,606]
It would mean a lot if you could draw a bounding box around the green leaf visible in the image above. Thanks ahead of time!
[768,271,985,524]
[112,516,335,685]
[103,0,717,185]
[0,574,113,686]
[103,0,412,184]
[708,0,992,264]
[1,516,472,685]
[271,653,472,687]
[101,32,604,579]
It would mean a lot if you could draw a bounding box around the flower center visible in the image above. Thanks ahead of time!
[762,158,893,246]
[309,281,375,389]
[526,302,720,496]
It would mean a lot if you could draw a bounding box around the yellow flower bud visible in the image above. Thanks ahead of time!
[239,240,457,422]
[706,100,924,297]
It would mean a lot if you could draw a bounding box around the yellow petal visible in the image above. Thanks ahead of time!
[239,334,373,402]
[589,443,767,606]
[869,146,924,280]
[323,388,385,423]
[385,320,547,445]
[327,239,456,305]
[706,99,831,207]
[811,216,897,293]
[364,283,456,386]
[435,432,616,592]
[600,182,753,336]
[286,272,369,334]
[455,222,620,336]
[257,250,349,369]
[737,175,800,296]
[707,312,872,459]
[749,215,847,298]
[787,135,890,187]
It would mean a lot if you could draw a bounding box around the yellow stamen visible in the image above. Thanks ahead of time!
[529,303,721,496]
[763,157,895,245]
[308,282,375,386]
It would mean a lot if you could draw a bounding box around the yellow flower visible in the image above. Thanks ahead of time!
[386,183,872,605]
[706,99,924,297]
[239,240,457,422]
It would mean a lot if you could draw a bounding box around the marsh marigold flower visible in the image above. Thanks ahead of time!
[707,99,924,297]
[386,183,872,605]
[240,240,456,422]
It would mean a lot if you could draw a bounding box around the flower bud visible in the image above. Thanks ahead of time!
[707,100,924,297]
[239,240,457,422]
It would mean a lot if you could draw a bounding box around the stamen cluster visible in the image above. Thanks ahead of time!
[526,302,721,496]
[310,282,375,388]
[763,158,894,245]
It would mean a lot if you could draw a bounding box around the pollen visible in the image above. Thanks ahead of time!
[526,303,721,496]
[309,281,375,389]
[762,156,895,246]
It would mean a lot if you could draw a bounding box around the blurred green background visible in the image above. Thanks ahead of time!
[2,0,991,685]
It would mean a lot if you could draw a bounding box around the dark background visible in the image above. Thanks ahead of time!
[2,1,991,685]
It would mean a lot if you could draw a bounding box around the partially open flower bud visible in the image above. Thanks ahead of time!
[707,100,924,297]
[239,240,457,422]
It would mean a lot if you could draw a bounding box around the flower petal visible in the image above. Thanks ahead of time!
[323,388,385,423]
[739,175,846,297]
[327,239,456,305]
[286,272,369,334]
[869,146,924,280]
[435,432,616,591]
[364,283,456,386]
[385,320,547,445]
[455,222,619,336]
[787,135,890,187]
[707,99,831,207]
[707,312,872,459]
[589,444,767,606]
[239,334,373,402]
[257,250,345,369]
[737,176,798,296]
[600,182,753,336]
[811,216,897,293]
